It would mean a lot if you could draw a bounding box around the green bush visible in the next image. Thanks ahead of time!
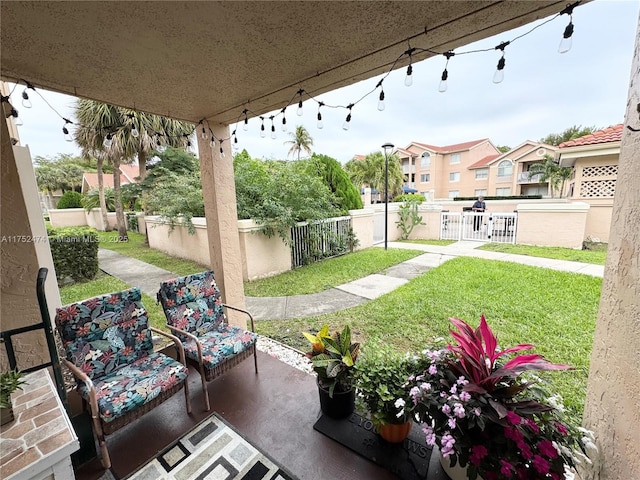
[82,187,115,212]
[394,193,425,203]
[56,191,83,209]
[47,226,99,282]
[126,212,138,232]
[453,195,542,201]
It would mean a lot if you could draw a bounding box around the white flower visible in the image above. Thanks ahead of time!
[394,398,406,409]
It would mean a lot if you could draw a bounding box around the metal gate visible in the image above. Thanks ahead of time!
[440,212,517,244]
[373,212,385,244]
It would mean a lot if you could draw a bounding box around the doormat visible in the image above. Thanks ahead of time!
[313,413,447,480]
[118,413,298,480]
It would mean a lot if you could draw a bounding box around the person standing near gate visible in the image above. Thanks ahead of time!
[472,196,486,231]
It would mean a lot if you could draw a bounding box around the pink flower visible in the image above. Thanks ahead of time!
[537,440,559,458]
[504,426,524,443]
[448,417,457,428]
[525,418,540,433]
[469,444,488,466]
[554,421,569,436]
[533,455,550,475]
[428,364,438,375]
[459,391,471,402]
[506,411,522,425]
[518,441,533,460]
[500,459,514,477]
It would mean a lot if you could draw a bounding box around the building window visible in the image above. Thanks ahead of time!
[497,160,513,177]
[449,172,460,182]
[475,189,487,197]
[448,190,459,199]
[496,187,511,196]
[420,152,431,169]
[450,153,461,164]
[420,174,430,183]
[475,168,488,180]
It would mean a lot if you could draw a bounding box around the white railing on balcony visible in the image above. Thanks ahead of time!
[518,172,545,183]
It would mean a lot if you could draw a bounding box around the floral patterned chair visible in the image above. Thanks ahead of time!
[55,287,191,469]
[157,270,258,411]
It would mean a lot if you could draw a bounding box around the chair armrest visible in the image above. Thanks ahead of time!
[62,358,101,421]
[165,324,204,363]
[150,326,187,367]
[222,304,256,333]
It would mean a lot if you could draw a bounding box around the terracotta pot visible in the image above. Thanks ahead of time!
[377,421,412,443]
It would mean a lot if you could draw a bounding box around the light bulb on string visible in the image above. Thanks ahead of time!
[21,89,32,108]
[260,117,266,138]
[243,116,249,132]
[209,135,215,148]
[317,103,324,129]
[62,118,74,142]
[201,125,207,139]
[439,52,454,93]
[378,89,385,111]
[492,42,509,84]
[342,105,353,131]
[156,135,165,152]
[270,116,276,139]
[281,108,288,132]
[233,131,238,144]
[219,142,225,158]
[131,124,139,138]
[11,107,23,126]
[558,19,574,53]
[297,89,304,116]
[404,64,413,87]
[103,132,113,148]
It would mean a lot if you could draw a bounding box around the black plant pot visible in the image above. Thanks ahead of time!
[317,382,355,419]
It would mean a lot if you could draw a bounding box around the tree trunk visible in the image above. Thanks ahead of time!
[112,157,128,241]
[97,157,109,231]
[138,149,147,181]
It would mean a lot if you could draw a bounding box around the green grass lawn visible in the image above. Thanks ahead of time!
[59,272,168,332]
[256,256,601,421]
[244,247,423,296]
[97,231,207,276]
[478,243,607,265]
[399,239,456,246]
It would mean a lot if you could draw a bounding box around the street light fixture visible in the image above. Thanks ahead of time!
[381,142,394,250]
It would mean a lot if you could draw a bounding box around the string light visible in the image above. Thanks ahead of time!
[62,118,73,142]
[376,79,385,111]
[493,41,509,84]
[219,140,225,158]
[343,104,353,131]
[127,113,139,138]
[209,134,215,148]
[5,3,584,147]
[317,102,324,129]
[21,90,32,108]
[404,47,416,87]
[103,132,113,148]
[558,2,578,54]
[439,51,454,93]
[270,115,276,139]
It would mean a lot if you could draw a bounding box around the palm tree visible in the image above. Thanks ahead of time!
[527,155,573,198]
[285,125,313,161]
[74,100,193,239]
[344,151,404,201]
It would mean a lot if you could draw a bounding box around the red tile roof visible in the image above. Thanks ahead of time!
[468,154,501,169]
[396,148,413,156]
[119,164,140,182]
[412,138,488,153]
[352,154,366,161]
[559,124,623,148]
[82,165,140,191]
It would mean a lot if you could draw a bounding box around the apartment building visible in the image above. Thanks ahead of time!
[395,139,556,200]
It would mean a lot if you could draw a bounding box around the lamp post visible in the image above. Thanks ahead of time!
[381,142,394,250]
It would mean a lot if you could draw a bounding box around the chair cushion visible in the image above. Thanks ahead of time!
[78,352,188,423]
[158,271,224,337]
[55,288,153,381]
[183,325,258,369]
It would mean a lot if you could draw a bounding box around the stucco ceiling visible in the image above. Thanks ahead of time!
[1,1,571,126]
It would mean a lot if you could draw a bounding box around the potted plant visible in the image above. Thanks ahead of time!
[304,324,360,419]
[1,369,26,426]
[406,315,598,480]
[354,344,425,443]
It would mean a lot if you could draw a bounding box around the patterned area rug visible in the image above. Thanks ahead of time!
[113,414,298,480]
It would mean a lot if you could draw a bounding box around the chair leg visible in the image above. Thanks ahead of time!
[183,375,192,414]
[90,411,111,469]
[199,362,210,411]
[253,344,259,374]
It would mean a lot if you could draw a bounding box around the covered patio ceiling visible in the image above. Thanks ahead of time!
[1,1,573,126]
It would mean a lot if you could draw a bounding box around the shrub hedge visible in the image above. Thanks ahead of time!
[453,195,542,201]
[47,226,99,282]
[56,191,83,209]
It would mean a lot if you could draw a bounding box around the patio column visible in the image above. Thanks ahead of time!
[0,111,50,369]
[196,124,247,328]
[582,14,640,480]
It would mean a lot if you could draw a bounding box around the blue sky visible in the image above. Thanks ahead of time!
[10,0,639,164]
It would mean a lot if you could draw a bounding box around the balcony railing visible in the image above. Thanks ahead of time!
[518,172,545,183]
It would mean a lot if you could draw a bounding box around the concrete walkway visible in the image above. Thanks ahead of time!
[98,242,603,321]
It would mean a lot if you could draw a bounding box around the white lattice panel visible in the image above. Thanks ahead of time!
[582,165,617,177]
[580,180,616,197]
